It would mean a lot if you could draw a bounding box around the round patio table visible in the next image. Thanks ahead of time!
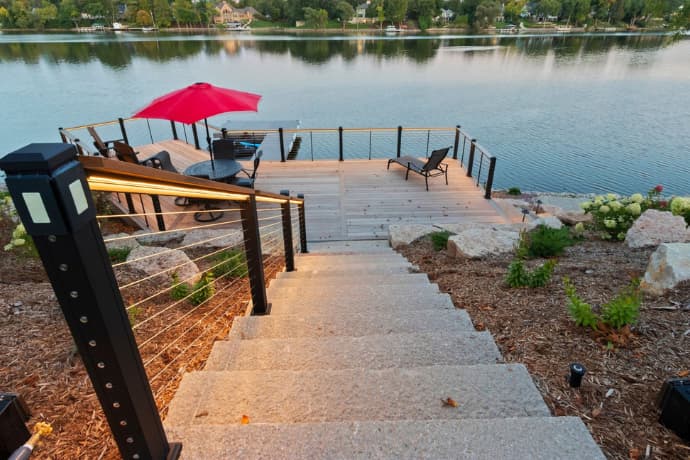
[183,159,243,182]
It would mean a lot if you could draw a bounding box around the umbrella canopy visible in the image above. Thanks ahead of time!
[132,82,261,124]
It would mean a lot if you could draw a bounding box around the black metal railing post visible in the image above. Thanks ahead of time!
[239,195,269,315]
[297,193,308,254]
[279,128,286,162]
[170,121,178,140]
[338,126,344,161]
[396,126,402,158]
[191,123,200,150]
[453,125,460,159]
[0,143,181,460]
[118,118,129,145]
[59,127,67,143]
[279,190,295,272]
[151,195,166,231]
[466,139,477,177]
[485,157,497,199]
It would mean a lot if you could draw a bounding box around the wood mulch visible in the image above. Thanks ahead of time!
[400,236,690,460]
[0,215,281,459]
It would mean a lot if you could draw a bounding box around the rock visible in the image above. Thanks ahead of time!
[534,195,589,213]
[125,245,200,284]
[641,243,690,295]
[103,232,140,251]
[625,210,689,249]
[134,230,184,246]
[182,229,244,250]
[447,227,520,259]
[531,216,563,230]
[557,212,593,226]
[388,224,436,249]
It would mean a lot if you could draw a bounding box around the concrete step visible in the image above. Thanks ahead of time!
[296,253,405,262]
[205,331,501,371]
[277,266,416,278]
[306,240,394,253]
[268,274,430,289]
[228,309,475,339]
[165,417,605,459]
[268,284,439,300]
[294,257,409,268]
[165,364,549,426]
[269,291,456,316]
[289,263,415,274]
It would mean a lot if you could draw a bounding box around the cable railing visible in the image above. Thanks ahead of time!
[61,119,498,198]
[0,144,307,460]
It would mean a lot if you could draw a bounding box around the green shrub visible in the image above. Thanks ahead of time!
[506,259,556,288]
[521,225,573,258]
[601,280,641,329]
[108,247,132,263]
[171,272,191,301]
[563,277,599,330]
[189,272,215,306]
[213,249,248,278]
[507,187,521,195]
[429,231,452,251]
[670,196,690,225]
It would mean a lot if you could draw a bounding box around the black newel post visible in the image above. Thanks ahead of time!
[118,118,130,145]
[338,126,344,162]
[170,121,178,140]
[396,126,402,158]
[452,125,461,160]
[278,128,286,162]
[484,157,497,199]
[191,124,200,150]
[297,193,308,254]
[58,127,67,143]
[0,144,180,460]
[239,195,269,315]
[279,190,295,272]
[466,139,477,177]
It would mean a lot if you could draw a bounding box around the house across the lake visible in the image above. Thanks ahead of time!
[214,2,259,24]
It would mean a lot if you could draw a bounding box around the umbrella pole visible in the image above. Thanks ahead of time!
[205,118,215,172]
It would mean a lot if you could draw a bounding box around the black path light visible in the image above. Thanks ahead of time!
[568,363,587,388]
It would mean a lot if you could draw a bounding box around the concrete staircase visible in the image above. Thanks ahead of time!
[164,241,604,459]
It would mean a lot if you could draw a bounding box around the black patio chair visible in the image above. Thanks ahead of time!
[211,139,236,160]
[113,141,179,173]
[228,151,262,189]
[386,147,451,191]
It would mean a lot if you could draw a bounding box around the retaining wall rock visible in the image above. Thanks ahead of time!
[641,243,690,295]
[447,227,520,259]
[126,245,200,284]
[626,210,689,248]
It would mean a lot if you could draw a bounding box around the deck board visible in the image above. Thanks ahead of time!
[116,141,508,241]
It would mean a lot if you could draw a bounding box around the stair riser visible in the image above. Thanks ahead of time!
[268,274,429,289]
[269,293,456,315]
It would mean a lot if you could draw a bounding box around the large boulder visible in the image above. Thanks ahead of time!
[134,229,184,246]
[126,245,200,284]
[641,243,690,295]
[557,211,593,226]
[103,232,140,251]
[388,224,436,249]
[182,228,244,250]
[447,227,520,259]
[626,209,688,248]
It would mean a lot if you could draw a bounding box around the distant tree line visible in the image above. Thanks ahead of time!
[0,0,688,30]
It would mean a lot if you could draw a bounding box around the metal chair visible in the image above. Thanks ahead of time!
[87,126,123,157]
[113,141,178,173]
[228,152,262,189]
[386,147,450,191]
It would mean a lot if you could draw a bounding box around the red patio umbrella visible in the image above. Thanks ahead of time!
[132,82,262,169]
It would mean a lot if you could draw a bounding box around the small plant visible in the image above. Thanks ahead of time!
[108,247,132,263]
[429,230,452,251]
[128,305,143,326]
[506,259,556,288]
[601,280,641,329]
[189,272,215,306]
[518,225,573,258]
[563,277,599,329]
[213,249,248,278]
[170,272,191,301]
[507,187,522,195]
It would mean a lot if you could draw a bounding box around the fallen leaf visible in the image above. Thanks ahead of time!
[629,447,640,460]
[592,407,602,418]
[475,322,486,331]
[241,415,250,424]
[194,411,208,418]
[441,397,458,408]
[677,369,689,378]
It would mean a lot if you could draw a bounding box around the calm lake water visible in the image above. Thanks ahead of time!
[1,31,689,195]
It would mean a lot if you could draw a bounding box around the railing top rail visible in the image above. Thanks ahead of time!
[78,156,303,204]
[63,119,123,131]
[471,141,495,159]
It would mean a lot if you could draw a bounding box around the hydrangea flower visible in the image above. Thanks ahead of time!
[609,201,622,210]
[617,232,626,240]
[630,193,644,203]
[606,193,617,201]
[12,238,25,246]
[627,203,642,215]
[574,222,585,232]
[604,219,617,228]
[580,201,591,211]
[599,205,610,214]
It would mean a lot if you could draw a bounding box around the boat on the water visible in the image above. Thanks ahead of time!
[225,22,251,31]
[385,25,401,34]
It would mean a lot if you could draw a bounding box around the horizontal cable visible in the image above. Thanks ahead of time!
[97,206,241,220]
[256,207,283,212]
[103,218,243,244]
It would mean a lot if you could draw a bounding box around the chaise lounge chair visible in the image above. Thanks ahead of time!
[386,147,451,191]
[113,141,178,173]
[87,126,123,157]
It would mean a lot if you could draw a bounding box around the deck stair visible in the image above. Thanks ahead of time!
[164,241,605,459]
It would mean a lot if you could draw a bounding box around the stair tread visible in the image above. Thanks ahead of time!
[165,364,549,426]
[205,331,501,371]
[229,309,475,339]
[165,417,605,460]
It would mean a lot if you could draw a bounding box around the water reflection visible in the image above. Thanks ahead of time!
[0,33,680,68]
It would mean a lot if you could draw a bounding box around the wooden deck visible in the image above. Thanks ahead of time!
[122,140,509,241]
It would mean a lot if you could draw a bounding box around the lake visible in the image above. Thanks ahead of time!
[1,31,689,195]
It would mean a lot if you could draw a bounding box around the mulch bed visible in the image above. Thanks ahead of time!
[0,215,280,459]
[400,237,690,460]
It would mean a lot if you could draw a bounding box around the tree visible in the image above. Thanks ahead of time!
[474,0,500,26]
[136,9,153,24]
[408,0,437,29]
[57,0,80,26]
[503,0,527,22]
[152,0,172,27]
[32,0,58,28]
[385,0,408,24]
[535,0,561,18]
[624,0,646,24]
[303,6,327,26]
[173,0,196,25]
[335,0,354,27]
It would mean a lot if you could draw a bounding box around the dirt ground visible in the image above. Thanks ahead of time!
[400,236,690,460]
